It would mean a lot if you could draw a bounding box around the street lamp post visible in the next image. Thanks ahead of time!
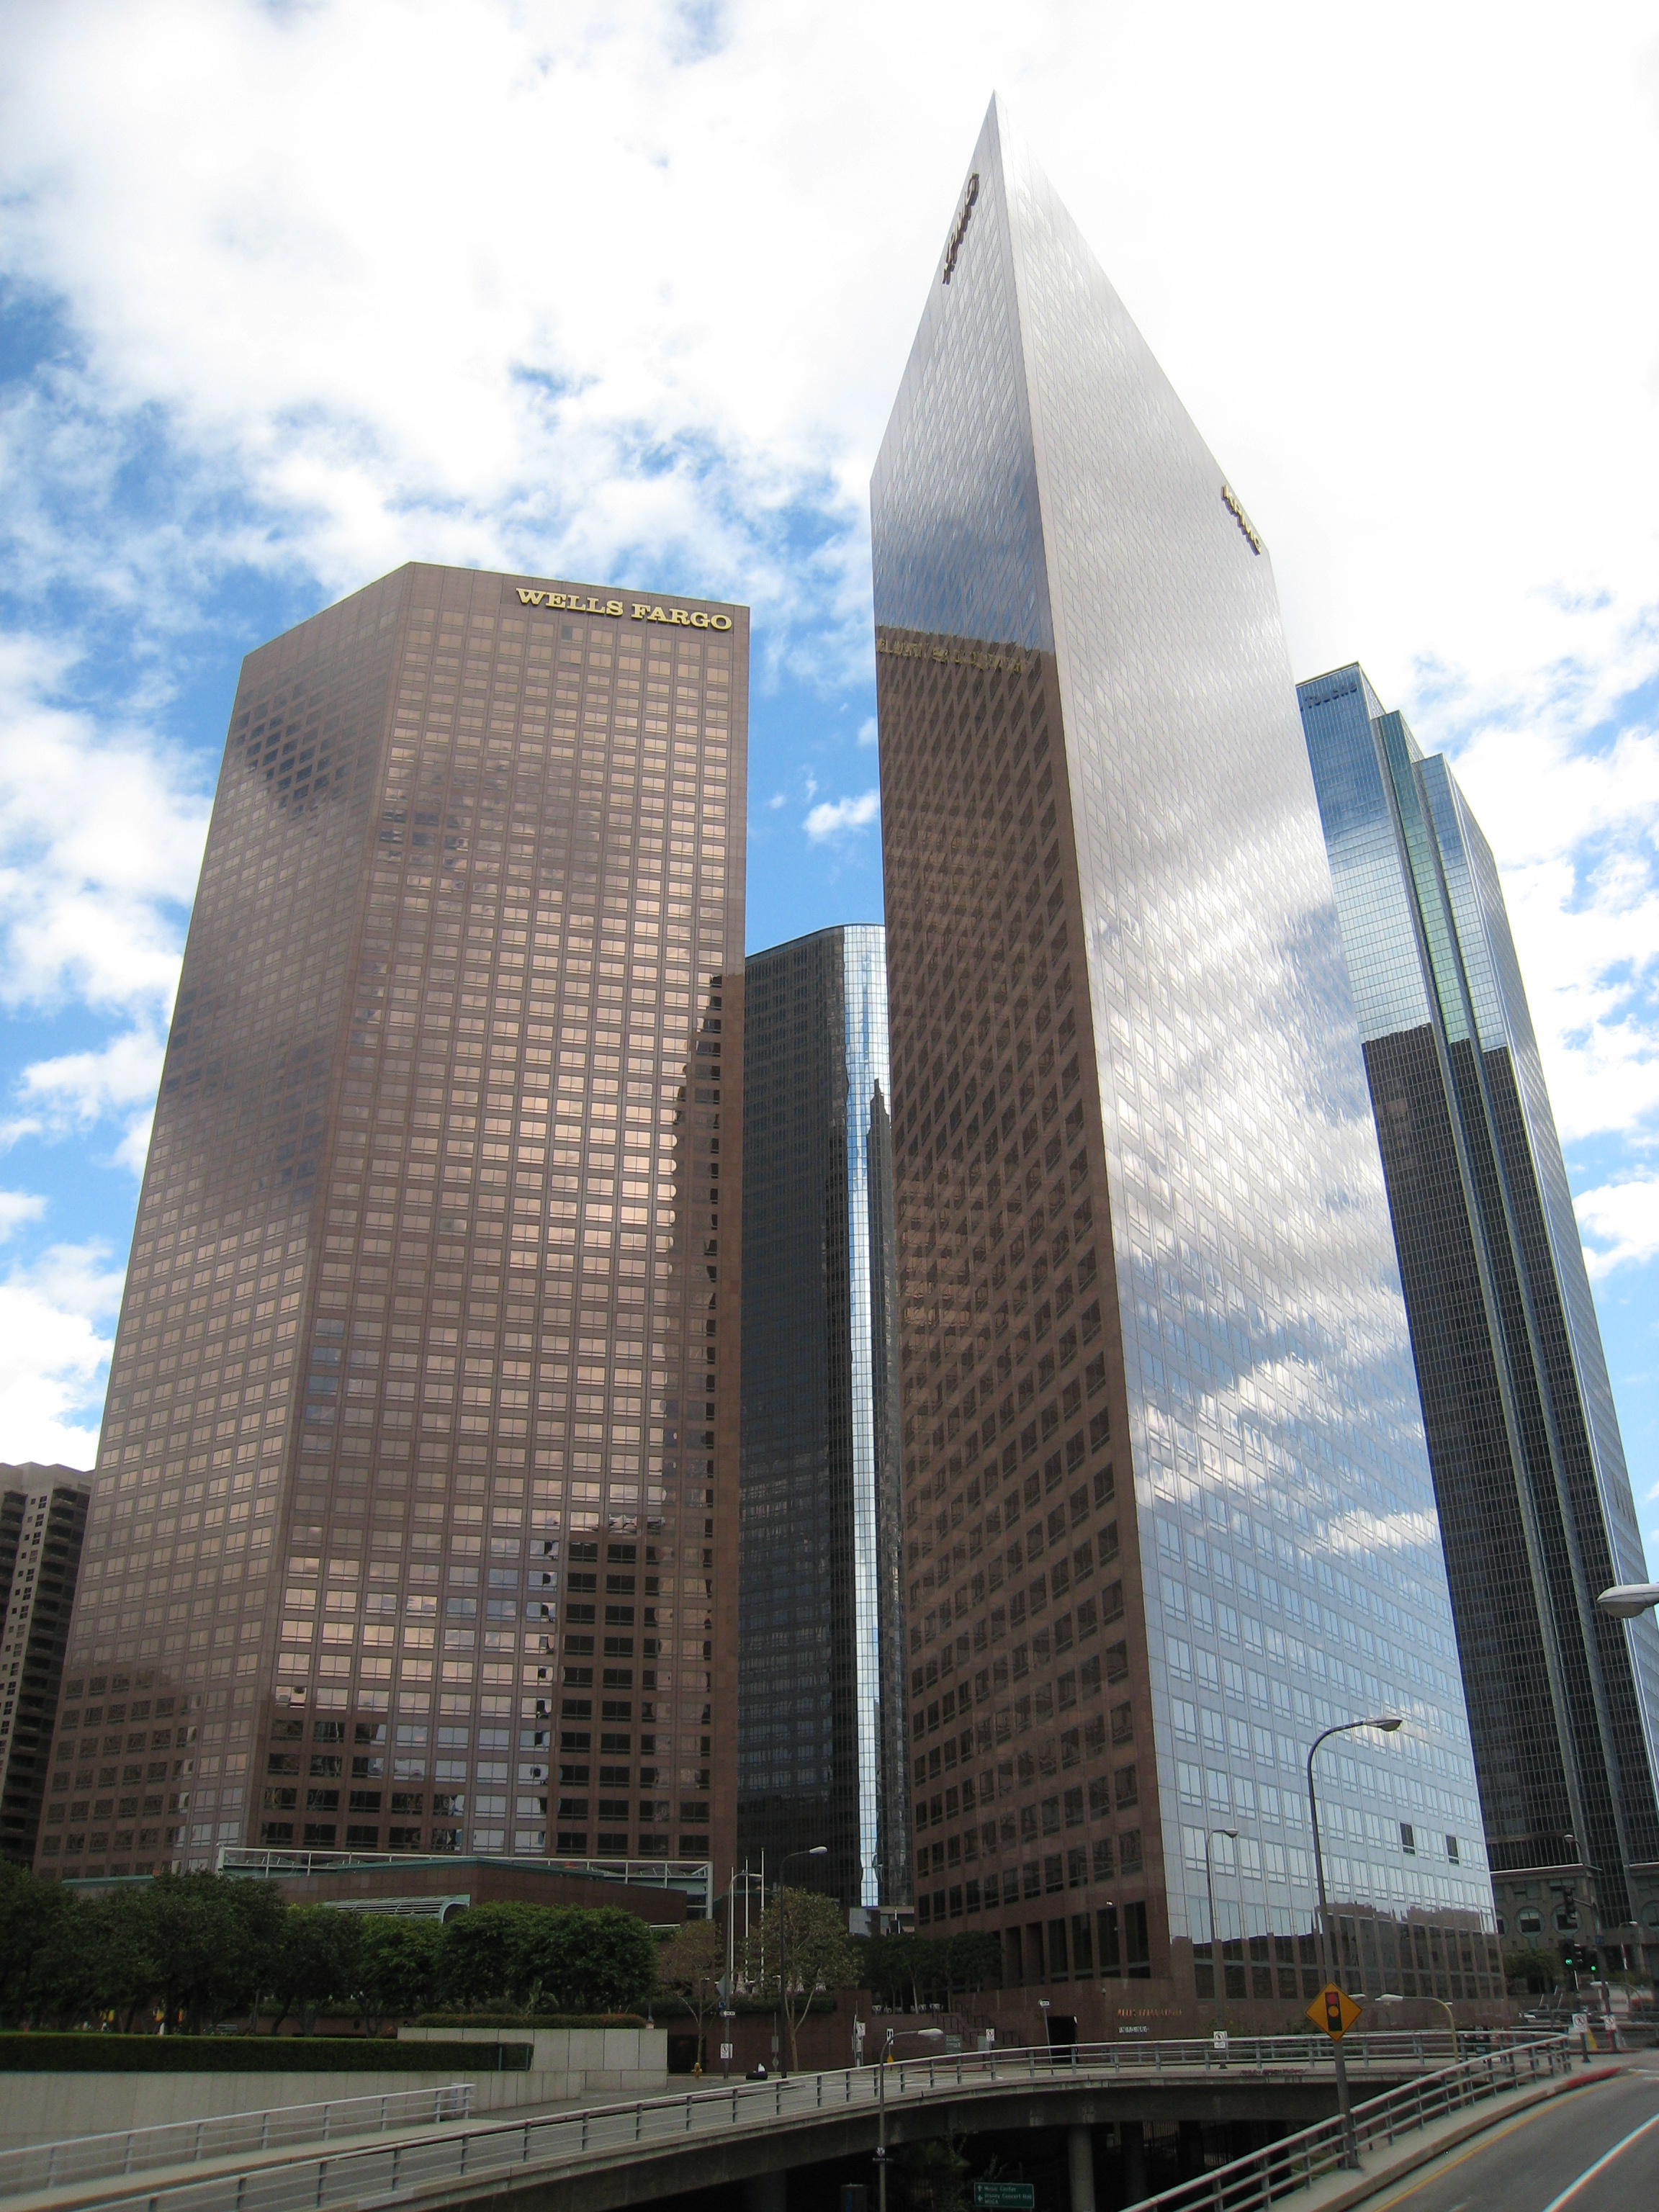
[775,1844,828,2077]
[1307,1714,1403,2171]
[1204,1827,1239,2005]
[876,2026,894,2212]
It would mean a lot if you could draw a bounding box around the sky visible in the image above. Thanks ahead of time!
[0,0,1656,1560]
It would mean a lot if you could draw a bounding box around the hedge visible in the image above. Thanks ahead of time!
[0,2035,531,2073]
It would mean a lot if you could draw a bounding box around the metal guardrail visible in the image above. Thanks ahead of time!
[44,2033,1561,2212]
[1133,2036,1574,2212]
[3,2085,472,2200]
[214,1846,715,1913]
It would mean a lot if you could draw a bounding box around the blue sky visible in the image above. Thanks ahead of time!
[1,1,1656,1560]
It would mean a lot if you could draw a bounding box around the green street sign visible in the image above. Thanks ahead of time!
[974,2188,1035,2211]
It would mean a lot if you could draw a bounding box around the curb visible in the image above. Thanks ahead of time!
[1300,2063,1624,2212]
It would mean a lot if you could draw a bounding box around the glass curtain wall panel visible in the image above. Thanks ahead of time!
[739,926,907,1910]
[871,98,1496,2022]
[1300,664,1659,1971]
[37,567,747,1890]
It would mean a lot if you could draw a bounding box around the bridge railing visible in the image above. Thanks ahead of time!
[0,2085,472,2201]
[1130,2035,1574,2211]
[46,2031,1563,2212]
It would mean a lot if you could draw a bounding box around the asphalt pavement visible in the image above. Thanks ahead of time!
[1353,2057,1659,2212]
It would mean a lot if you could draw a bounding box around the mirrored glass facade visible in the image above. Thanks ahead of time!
[872,99,1500,2020]
[739,927,907,1909]
[38,566,746,1889]
[1300,665,1659,1969]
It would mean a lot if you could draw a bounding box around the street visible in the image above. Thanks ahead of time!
[1359,2059,1659,2212]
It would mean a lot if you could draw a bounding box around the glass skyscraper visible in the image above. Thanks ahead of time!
[872,99,1505,2022]
[38,565,745,1890]
[739,927,908,1911]
[1300,665,1659,1975]
[0,1465,89,1866]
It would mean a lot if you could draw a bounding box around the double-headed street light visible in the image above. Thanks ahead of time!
[1308,1714,1404,2170]
[1203,1828,1238,2003]
[775,1844,828,2077]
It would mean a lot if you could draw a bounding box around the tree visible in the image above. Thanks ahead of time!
[436,1902,531,2011]
[87,1888,163,2032]
[436,1903,656,2016]
[351,1916,441,2035]
[269,1905,362,2036]
[744,1888,856,2072]
[896,2132,972,2212]
[0,1863,73,2026]
[657,1918,726,2069]
[1503,1946,1563,1995]
[518,1907,656,2014]
[944,1931,1002,2005]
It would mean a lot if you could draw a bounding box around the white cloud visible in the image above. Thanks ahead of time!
[0,636,209,1015]
[0,1192,47,1244]
[1576,1174,1659,1280]
[805,789,880,842]
[20,1021,170,1174]
[0,1238,121,1468]
[858,716,878,747]
[768,791,787,809]
[0,636,208,1160]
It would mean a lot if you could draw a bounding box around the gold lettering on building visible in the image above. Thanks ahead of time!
[876,633,1031,675]
[516,586,731,630]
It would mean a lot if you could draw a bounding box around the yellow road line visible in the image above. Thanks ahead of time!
[1359,2083,1616,2212]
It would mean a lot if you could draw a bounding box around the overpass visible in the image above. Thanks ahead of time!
[9,2033,1570,2212]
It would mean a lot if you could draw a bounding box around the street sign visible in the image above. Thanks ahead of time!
[974,2188,1036,2211]
[1306,1983,1362,2040]
[719,2043,734,2062]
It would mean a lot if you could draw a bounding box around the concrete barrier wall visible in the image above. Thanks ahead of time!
[0,2033,668,2154]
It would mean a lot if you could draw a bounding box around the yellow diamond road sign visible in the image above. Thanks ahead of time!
[1307,1983,1362,2040]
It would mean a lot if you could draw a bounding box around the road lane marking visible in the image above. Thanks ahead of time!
[1537,2109,1659,2212]
[1361,2089,1615,2212]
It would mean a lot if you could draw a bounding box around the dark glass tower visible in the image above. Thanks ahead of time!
[1299,665,1659,1974]
[739,927,908,1911]
[0,1466,90,1866]
[39,566,746,1892]
[871,99,1502,2028]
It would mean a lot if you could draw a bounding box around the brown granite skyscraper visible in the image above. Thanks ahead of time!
[37,565,745,1892]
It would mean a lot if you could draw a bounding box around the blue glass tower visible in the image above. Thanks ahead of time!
[739,927,908,1909]
[1300,665,1659,1974]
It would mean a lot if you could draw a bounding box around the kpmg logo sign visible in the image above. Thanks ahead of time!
[1220,482,1262,555]
[942,172,980,284]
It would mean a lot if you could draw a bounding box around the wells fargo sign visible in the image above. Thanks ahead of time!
[515,588,732,631]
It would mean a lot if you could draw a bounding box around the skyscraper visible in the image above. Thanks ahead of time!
[872,99,1505,2023]
[1299,665,1659,1976]
[37,565,746,1892]
[0,1465,89,1866]
[739,926,907,1912]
